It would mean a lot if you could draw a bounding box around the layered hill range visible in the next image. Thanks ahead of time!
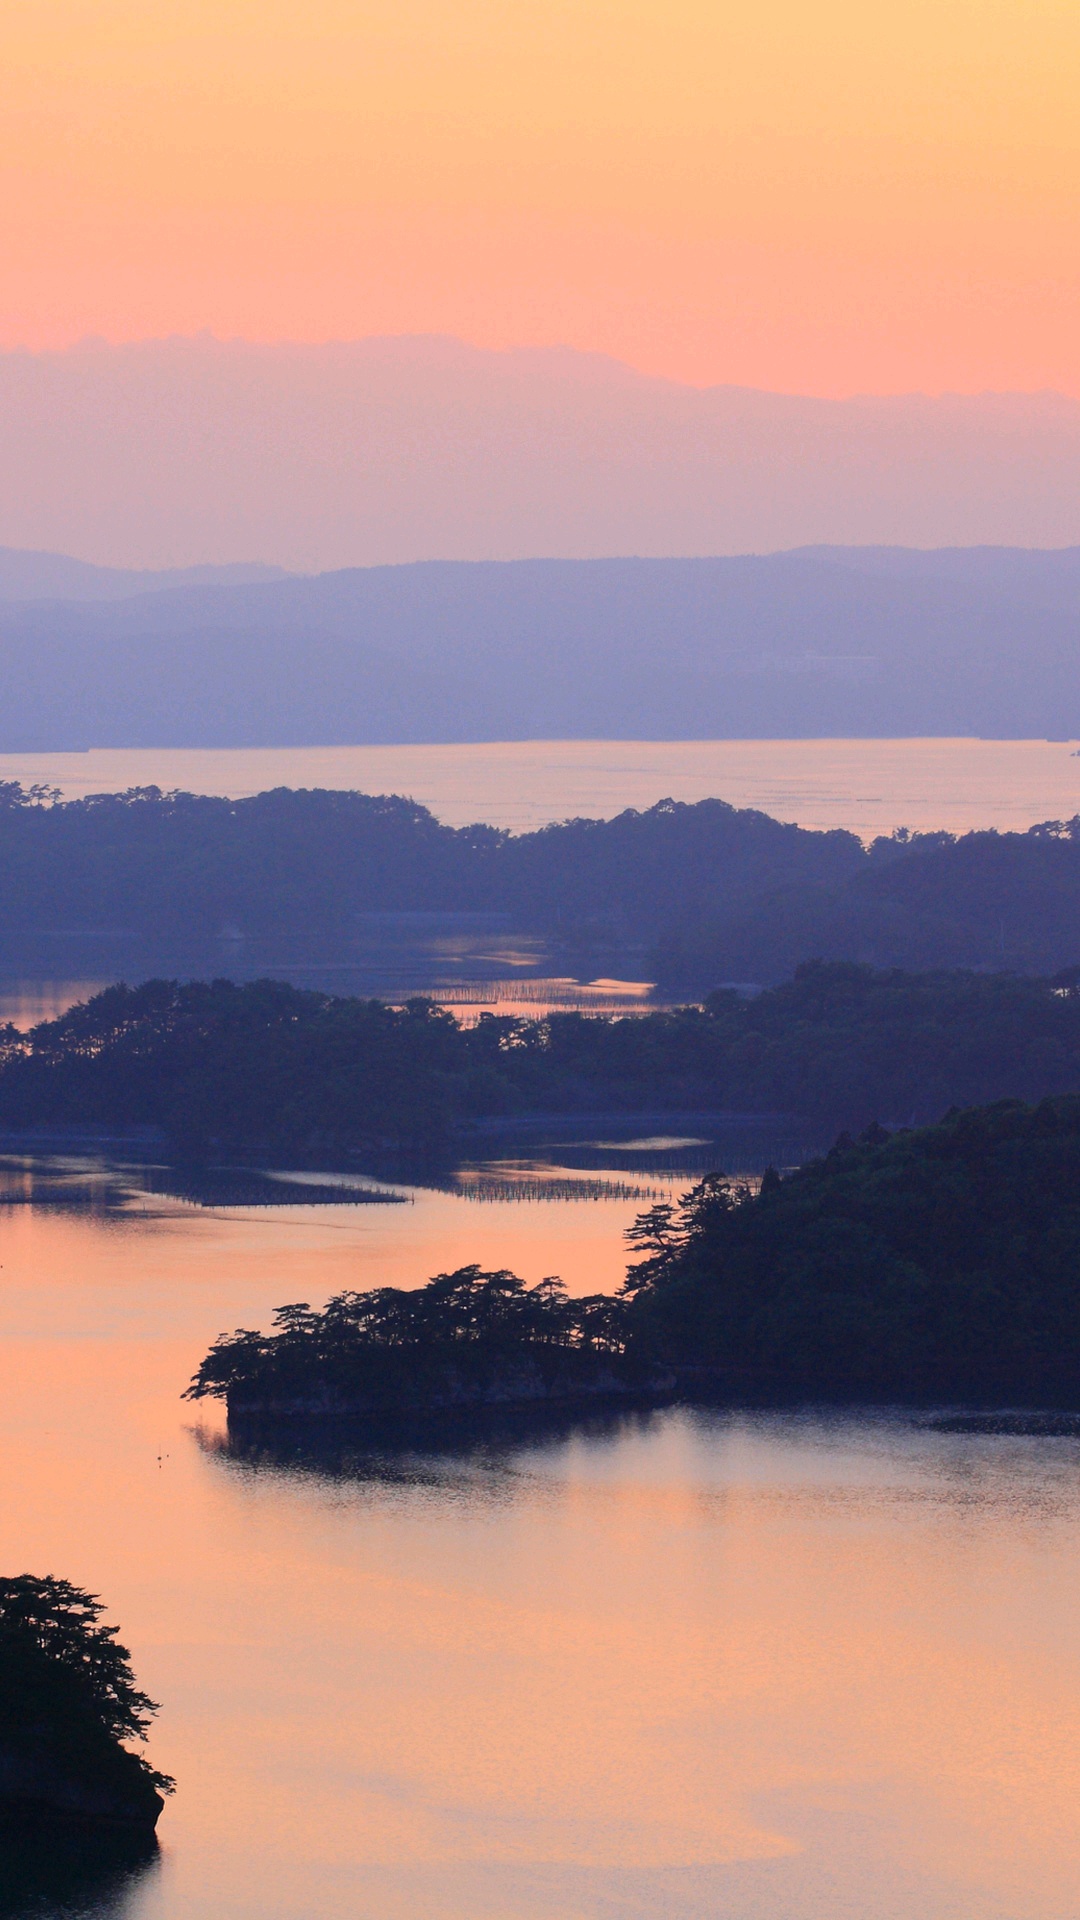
[1,335,1080,745]
[2,544,1080,747]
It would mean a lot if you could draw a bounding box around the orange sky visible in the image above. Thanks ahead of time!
[3,0,1079,394]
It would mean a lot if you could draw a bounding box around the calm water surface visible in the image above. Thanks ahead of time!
[0,1148,1078,1920]
[2,737,1080,837]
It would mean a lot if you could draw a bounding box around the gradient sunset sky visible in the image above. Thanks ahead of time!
[4,0,1079,395]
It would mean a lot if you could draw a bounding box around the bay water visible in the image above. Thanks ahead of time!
[0,1145,1077,1920]
[1,736,1079,837]
[2,740,1078,1915]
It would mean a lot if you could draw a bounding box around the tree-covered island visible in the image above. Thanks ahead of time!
[5,961,1080,1159]
[188,1096,1080,1412]
[2,781,1080,980]
[0,1576,172,1830]
[186,1267,646,1417]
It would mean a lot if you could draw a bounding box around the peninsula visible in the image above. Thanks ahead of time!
[186,1266,644,1418]
[187,1094,1080,1411]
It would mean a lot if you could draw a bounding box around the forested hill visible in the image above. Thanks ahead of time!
[1,782,1079,980]
[3,963,1080,1158]
[652,816,1080,985]
[627,1098,1080,1397]
[0,782,860,947]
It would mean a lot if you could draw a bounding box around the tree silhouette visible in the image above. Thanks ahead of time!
[0,1574,168,1762]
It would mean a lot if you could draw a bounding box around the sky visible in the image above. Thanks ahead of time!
[3,0,1079,397]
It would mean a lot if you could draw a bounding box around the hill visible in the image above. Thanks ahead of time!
[0,784,1078,982]
[653,818,1080,986]
[3,546,1080,745]
[0,784,865,949]
[627,1098,1080,1397]
[0,547,288,603]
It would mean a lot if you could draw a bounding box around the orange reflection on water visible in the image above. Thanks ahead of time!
[0,1180,1078,1918]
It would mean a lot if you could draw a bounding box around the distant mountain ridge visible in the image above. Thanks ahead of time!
[0,547,291,603]
[0,545,1079,747]
[2,337,1080,573]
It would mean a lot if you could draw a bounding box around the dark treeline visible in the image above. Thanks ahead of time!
[188,1098,1080,1407]
[0,1574,171,1829]
[187,1267,633,1416]
[626,1097,1080,1397]
[653,818,1080,989]
[1,781,1079,979]
[4,962,1080,1156]
[0,782,861,939]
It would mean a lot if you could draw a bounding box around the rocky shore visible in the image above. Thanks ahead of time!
[0,1742,165,1832]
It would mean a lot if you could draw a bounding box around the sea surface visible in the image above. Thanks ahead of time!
[0,1140,1077,1920]
[2,737,1079,1029]
[1,736,1079,837]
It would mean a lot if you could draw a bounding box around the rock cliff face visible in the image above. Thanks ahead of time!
[226,1356,674,1420]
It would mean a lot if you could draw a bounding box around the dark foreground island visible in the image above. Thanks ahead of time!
[0,1576,172,1832]
[188,1096,1080,1415]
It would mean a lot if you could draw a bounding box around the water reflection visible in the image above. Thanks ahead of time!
[0,1829,159,1920]
[926,1411,1080,1437]
[195,1402,664,1493]
[447,1166,670,1203]
[131,1165,408,1210]
[4,1150,1080,1918]
[0,927,674,1033]
[199,1399,1080,1520]
[0,1155,410,1214]
[0,1117,813,1224]
[455,1113,820,1179]
[0,1156,129,1216]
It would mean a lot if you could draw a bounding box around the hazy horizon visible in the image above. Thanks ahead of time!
[13,324,1080,400]
[3,336,1080,573]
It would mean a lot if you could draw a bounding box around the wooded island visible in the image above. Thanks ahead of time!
[4,963,1080,1159]
[188,1096,1080,1407]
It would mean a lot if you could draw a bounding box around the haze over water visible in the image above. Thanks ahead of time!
[1,1152,1078,1920]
